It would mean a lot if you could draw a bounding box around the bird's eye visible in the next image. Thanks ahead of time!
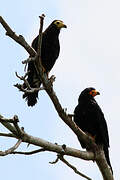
[56,21,60,24]
[89,90,94,96]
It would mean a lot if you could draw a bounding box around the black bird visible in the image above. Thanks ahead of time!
[23,20,67,106]
[74,87,113,173]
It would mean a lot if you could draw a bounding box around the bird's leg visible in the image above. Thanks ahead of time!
[86,146,98,162]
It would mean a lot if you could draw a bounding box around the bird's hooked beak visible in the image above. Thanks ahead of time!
[62,23,67,28]
[89,90,100,97]
[59,22,67,28]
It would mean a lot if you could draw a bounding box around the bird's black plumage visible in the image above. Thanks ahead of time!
[74,87,113,173]
[23,20,67,106]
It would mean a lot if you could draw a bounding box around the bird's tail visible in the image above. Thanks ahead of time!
[22,78,41,107]
[103,145,113,174]
[22,66,41,107]
[23,91,39,107]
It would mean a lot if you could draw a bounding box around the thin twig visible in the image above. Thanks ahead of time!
[38,14,45,55]
[49,156,59,164]
[14,83,44,93]
[11,148,46,155]
[22,57,36,64]
[15,71,44,93]
[58,155,92,180]
[0,114,19,123]
[0,139,22,156]
[0,133,16,138]
[0,117,18,135]
[15,71,29,80]
[15,71,31,89]
[22,57,36,71]
[33,14,45,79]
[0,118,18,123]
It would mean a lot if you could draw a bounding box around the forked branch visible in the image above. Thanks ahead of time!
[0,139,22,156]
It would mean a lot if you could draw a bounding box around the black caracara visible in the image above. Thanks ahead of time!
[23,20,67,106]
[74,87,113,174]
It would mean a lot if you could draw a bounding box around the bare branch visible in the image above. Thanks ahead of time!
[0,133,16,138]
[0,114,113,180]
[38,14,45,55]
[22,132,95,161]
[14,83,44,93]
[15,71,29,80]
[49,156,59,164]
[49,153,92,180]
[15,71,31,89]
[0,139,22,156]
[11,148,46,155]
[58,154,92,180]
[0,124,94,161]
[22,57,36,71]
[14,71,45,93]
[0,116,17,135]
[0,114,19,124]
[0,118,18,124]
[22,57,36,65]
[32,14,46,80]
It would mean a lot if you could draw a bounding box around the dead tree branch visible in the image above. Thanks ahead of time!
[14,71,44,93]
[11,148,46,155]
[0,115,18,136]
[0,133,16,138]
[49,154,92,180]
[58,155,92,180]
[0,139,22,156]
[15,71,31,89]
[0,115,94,160]
[22,57,36,65]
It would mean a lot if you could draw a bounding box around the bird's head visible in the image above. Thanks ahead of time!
[78,87,100,102]
[52,20,67,29]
